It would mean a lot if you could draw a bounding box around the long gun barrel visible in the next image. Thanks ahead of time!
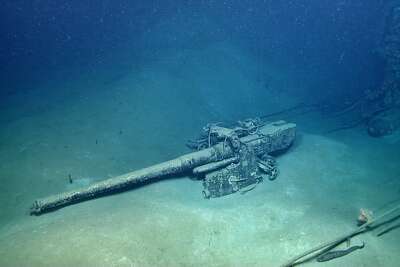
[30,121,296,215]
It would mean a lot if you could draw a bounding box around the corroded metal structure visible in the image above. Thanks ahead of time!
[30,120,296,215]
[366,4,400,136]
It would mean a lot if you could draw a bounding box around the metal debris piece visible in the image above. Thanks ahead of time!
[30,119,296,215]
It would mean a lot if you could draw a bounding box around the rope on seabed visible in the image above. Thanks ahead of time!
[324,118,367,134]
[280,205,400,267]
[260,103,321,120]
[329,98,365,118]
[324,107,392,134]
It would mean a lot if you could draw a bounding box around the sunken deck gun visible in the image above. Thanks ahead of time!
[30,119,296,215]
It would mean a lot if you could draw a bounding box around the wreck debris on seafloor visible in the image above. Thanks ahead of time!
[30,119,296,215]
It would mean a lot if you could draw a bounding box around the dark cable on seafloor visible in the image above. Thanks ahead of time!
[280,205,400,267]
[260,102,321,120]
[324,107,392,134]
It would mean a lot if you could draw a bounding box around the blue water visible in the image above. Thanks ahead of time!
[1,1,399,266]
[1,1,383,96]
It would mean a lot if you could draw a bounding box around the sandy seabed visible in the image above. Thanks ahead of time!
[1,44,399,267]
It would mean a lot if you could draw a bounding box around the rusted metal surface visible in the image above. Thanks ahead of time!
[30,120,296,215]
